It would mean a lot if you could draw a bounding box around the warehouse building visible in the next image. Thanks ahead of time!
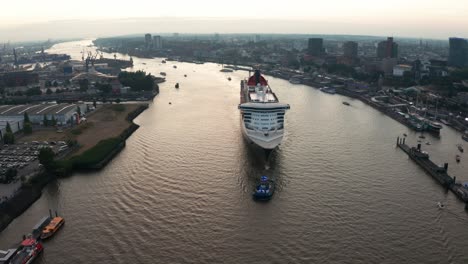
[0,117,24,141]
[0,103,88,126]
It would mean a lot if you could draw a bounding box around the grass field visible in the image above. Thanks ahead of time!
[19,103,145,155]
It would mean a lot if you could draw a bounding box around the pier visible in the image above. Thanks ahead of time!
[396,137,468,207]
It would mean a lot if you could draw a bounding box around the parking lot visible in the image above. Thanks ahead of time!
[0,141,69,184]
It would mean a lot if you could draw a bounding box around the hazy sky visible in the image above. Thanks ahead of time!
[1,0,467,41]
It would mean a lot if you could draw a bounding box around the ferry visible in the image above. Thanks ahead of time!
[9,237,43,264]
[426,120,443,133]
[320,87,336,94]
[253,176,274,200]
[220,68,233,73]
[238,70,290,150]
[289,75,302,84]
[40,216,65,240]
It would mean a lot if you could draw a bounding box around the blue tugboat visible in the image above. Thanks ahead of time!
[253,176,274,200]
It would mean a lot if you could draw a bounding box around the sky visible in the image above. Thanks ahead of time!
[1,0,467,41]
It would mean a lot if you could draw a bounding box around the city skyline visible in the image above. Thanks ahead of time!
[0,0,467,41]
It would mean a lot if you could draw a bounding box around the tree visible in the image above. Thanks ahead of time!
[3,122,15,144]
[78,79,89,92]
[118,71,155,91]
[24,112,30,123]
[115,98,121,104]
[23,122,32,134]
[46,88,53,95]
[93,100,97,108]
[43,114,49,126]
[25,87,42,96]
[1,168,17,183]
[51,115,57,126]
[96,82,112,94]
[38,147,55,170]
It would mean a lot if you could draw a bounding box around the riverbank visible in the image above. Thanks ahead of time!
[0,103,149,233]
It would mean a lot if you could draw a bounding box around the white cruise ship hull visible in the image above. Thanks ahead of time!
[240,120,285,150]
[238,71,290,151]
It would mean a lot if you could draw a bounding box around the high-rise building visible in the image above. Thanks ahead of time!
[145,34,152,49]
[153,35,162,50]
[308,38,324,56]
[343,41,358,58]
[377,37,398,59]
[448,37,468,67]
[254,35,261,43]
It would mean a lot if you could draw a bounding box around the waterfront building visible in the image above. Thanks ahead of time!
[0,117,24,140]
[382,58,398,76]
[343,41,358,58]
[448,37,468,67]
[145,34,152,49]
[0,104,87,126]
[0,71,39,90]
[153,35,162,50]
[393,64,412,77]
[308,38,324,56]
[377,37,398,59]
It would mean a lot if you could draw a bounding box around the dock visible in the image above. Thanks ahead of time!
[396,137,468,207]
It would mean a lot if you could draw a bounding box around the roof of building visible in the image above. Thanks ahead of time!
[0,103,80,116]
[70,68,115,82]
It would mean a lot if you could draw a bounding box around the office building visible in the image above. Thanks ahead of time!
[308,38,324,56]
[448,37,468,67]
[377,37,398,59]
[153,35,162,50]
[343,41,358,58]
[145,34,152,49]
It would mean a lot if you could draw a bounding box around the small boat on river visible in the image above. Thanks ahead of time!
[40,216,65,240]
[175,83,179,89]
[253,176,274,201]
[437,202,445,209]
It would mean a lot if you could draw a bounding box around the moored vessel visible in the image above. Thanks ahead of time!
[462,133,468,142]
[40,216,65,240]
[238,70,290,150]
[9,236,43,264]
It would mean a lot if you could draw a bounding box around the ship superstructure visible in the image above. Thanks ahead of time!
[238,70,290,150]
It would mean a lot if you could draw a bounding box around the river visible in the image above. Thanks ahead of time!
[1,40,467,263]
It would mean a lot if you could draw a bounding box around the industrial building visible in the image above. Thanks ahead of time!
[0,117,24,141]
[0,103,87,127]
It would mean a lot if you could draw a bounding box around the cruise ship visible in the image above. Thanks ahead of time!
[238,70,290,150]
